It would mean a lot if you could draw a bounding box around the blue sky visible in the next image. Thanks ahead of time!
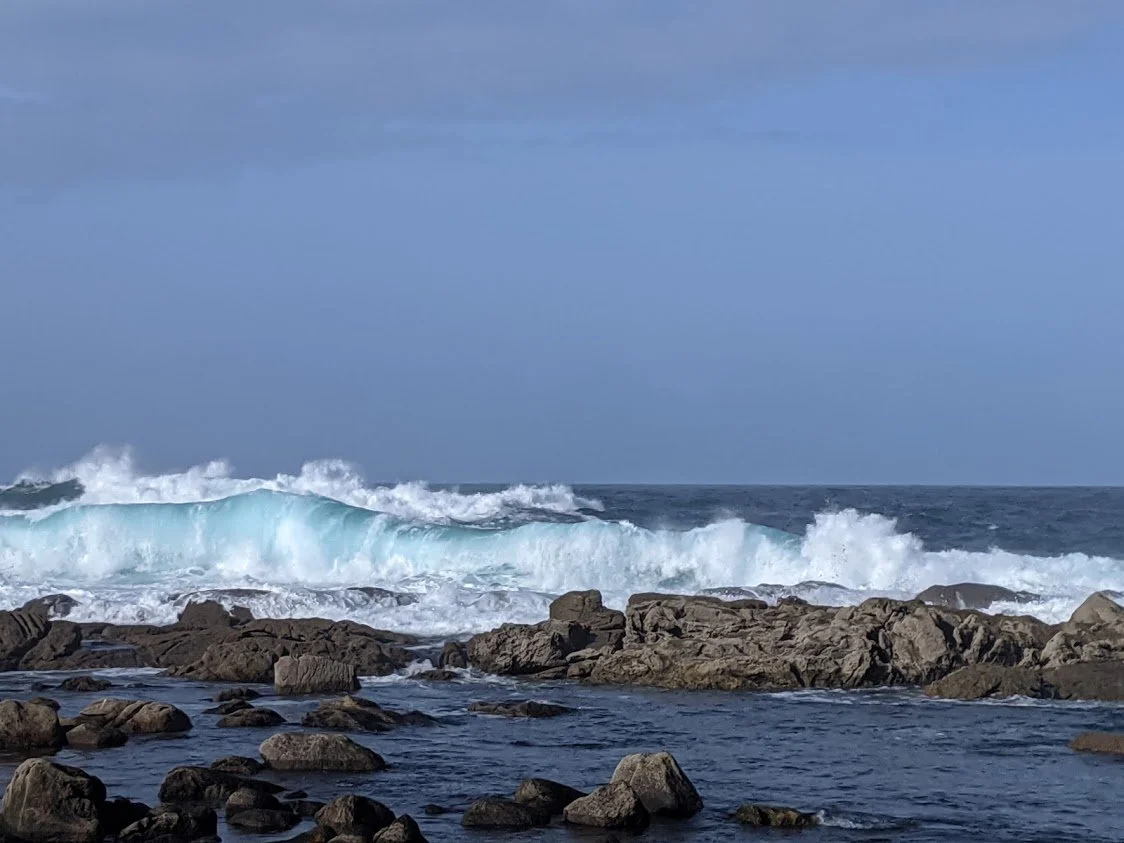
[2,2,1123,484]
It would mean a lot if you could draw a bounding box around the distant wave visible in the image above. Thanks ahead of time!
[2,447,1123,633]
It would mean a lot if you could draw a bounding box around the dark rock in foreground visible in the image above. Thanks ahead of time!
[259,732,386,772]
[372,815,428,843]
[1070,732,1124,755]
[735,803,819,828]
[0,758,107,843]
[461,797,549,829]
[610,751,702,818]
[158,766,283,807]
[468,700,574,718]
[119,804,218,843]
[562,783,650,831]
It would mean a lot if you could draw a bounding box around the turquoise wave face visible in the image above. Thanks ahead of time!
[0,489,799,591]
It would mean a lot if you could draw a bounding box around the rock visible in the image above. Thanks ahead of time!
[438,641,469,669]
[467,620,596,676]
[218,707,286,728]
[422,805,451,816]
[58,676,113,693]
[77,698,192,734]
[20,594,80,618]
[609,751,702,818]
[301,695,437,732]
[204,700,253,715]
[275,654,360,695]
[914,583,1039,610]
[0,699,65,750]
[119,804,217,843]
[101,798,151,837]
[0,608,51,670]
[229,808,300,834]
[176,600,241,629]
[414,669,458,681]
[372,815,427,843]
[1048,661,1124,701]
[226,788,283,816]
[468,700,574,718]
[549,590,626,649]
[259,732,386,772]
[1070,732,1124,754]
[65,723,128,749]
[461,797,549,829]
[284,791,308,800]
[513,778,585,816]
[215,687,261,702]
[0,759,107,843]
[315,795,395,838]
[735,804,819,828]
[169,618,414,683]
[158,766,283,807]
[562,783,650,832]
[924,665,1046,700]
[19,621,83,669]
[210,756,267,776]
[1069,592,1124,625]
[287,800,326,818]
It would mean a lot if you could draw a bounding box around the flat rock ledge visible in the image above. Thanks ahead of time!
[463,589,1124,698]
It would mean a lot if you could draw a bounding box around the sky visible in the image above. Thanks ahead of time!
[2,1,1123,485]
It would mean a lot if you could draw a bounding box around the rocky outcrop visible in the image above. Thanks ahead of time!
[468,700,573,718]
[461,798,548,829]
[735,804,819,828]
[926,659,1124,702]
[1070,732,1124,755]
[75,699,192,734]
[275,654,359,695]
[609,751,702,818]
[315,795,395,838]
[259,732,386,772]
[513,779,585,817]
[0,759,107,843]
[562,783,650,831]
[301,695,437,732]
[466,589,1124,695]
[548,589,625,650]
[0,699,65,750]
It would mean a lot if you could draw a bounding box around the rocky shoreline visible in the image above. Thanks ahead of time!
[0,587,1122,841]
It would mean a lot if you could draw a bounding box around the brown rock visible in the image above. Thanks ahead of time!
[0,609,51,670]
[58,676,113,693]
[275,654,359,695]
[513,778,585,816]
[373,815,427,843]
[228,808,300,833]
[562,783,650,831]
[315,795,395,837]
[1070,732,1124,754]
[301,695,436,732]
[461,797,548,829]
[1068,592,1124,626]
[19,621,83,669]
[218,707,286,728]
[118,803,216,843]
[609,751,702,818]
[65,722,128,749]
[468,700,573,718]
[211,756,267,776]
[0,699,65,750]
[438,641,469,669]
[735,804,819,828]
[176,600,241,629]
[77,699,191,734]
[158,766,283,807]
[0,759,107,843]
[259,732,386,772]
[466,620,595,676]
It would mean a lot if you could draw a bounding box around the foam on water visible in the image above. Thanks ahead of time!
[3,449,1124,632]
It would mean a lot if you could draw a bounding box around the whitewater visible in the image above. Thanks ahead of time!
[2,448,1122,635]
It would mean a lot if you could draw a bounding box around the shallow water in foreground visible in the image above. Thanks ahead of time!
[1,669,1122,842]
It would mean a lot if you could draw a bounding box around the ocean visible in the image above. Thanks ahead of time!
[1,451,1123,841]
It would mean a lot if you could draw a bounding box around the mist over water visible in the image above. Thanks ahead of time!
[2,448,1123,633]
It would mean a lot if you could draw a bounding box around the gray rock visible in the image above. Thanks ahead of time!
[562,783,650,832]
[438,641,469,669]
[158,766,283,807]
[218,707,286,728]
[65,722,128,749]
[275,654,360,695]
[226,787,283,816]
[1069,592,1124,625]
[301,695,436,732]
[315,795,396,838]
[513,778,585,816]
[373,815,428,843]
[215,687,261,702]
[0,759,107,843]
[461,797,549,829]
[58,676,113,693]
[0,699,65,750]
[914,582,1039,610]
[76,698,192,734]
[609,751,702,818]
[259,732,386,772]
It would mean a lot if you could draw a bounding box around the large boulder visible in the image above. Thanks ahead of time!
[76,699,191,734]
[65,723,129,749]
[19,621,83,669]
[259,732,386,772]
[158,766,283,807]
[315,795,395,838]
[373,815,427,843]
[461,798,548,829]
[0,609,52,670]
[176,600,243,629]
[513,779,585,816]
[210,756,266,776]
[0,759,107,843]
[1070,732,1124,754]
[562,783,650,831]
[609,751,702,818]
[467,620,595,676]
[301,695,436,733]
[0,699,65,750]
[275,654,359,695]
[735,804,819,828]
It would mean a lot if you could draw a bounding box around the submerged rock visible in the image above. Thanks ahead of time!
[301,695,436,732]
[259,732,386,772]
[0,759,107,843]
[468,700,574,718]
[215,687,262,702]
[58,675,113,693]
[609,751,702,818]
[461,797,549,829]
[1070,732,1124,755]
[735,803,819,828]
[562,783,650,832]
